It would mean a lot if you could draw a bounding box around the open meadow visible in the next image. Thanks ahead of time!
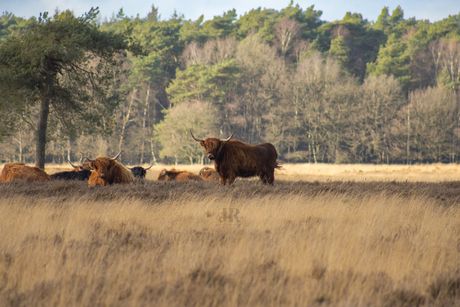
[0,163,460,306]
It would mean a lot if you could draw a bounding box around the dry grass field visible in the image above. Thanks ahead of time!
[0,163,460,306]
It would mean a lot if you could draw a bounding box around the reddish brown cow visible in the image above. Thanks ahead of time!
[86,151,133,187]
[199,167,219,181]
[156,169,203,182]
[0,162,50,182]
[191,131,281,185]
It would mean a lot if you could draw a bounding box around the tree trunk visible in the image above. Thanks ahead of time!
[35,97,50,169]
[150,141,157,165]
[407,105,410,165]
[140,84,150,164]
[16,132,23,162]
[119,89,137,159]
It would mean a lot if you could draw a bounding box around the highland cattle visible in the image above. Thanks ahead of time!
[124,163,154,179]
[86,151,133,187]
[191,131,281,185]
[199,167,219,181]
[0,162,50,182]
[156,169,203,182]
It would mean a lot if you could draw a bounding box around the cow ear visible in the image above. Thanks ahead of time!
[200,141,205,147]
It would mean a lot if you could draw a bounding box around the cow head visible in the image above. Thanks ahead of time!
[86,151,123,180]
[124,163,154,179]
[191,130,235,160]
[156,169,170,180]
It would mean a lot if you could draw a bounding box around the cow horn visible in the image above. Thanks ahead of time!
[86,156,95,162]
[221,131,236,142]
[111,151,123,160]
[190,130,203,142]
[121,163,132,170]
[67,159,78,168]
[145,163,154,170]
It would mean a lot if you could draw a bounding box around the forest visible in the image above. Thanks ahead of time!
[0,2,459,166]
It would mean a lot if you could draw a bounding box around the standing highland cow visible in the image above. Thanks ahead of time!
[191,131,281,185]
[86,151,133,186]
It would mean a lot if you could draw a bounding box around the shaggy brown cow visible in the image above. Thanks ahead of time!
[199,167,219,181]
[86,151,133,187]
[191,131,281,185]
[156,169,203,182]
[0,162,50,182]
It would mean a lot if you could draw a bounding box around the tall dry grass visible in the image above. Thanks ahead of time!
[0,166,460,306]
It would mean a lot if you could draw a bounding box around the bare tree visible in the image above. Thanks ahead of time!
[273,18,301,58]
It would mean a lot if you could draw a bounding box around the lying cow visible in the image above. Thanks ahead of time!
[0,162,50,182]
[191,131,281,185]
[50,169,92,181]
[156,169,203,182]
[123,163,154,179]
[86,151,134,187]
[199,167,219,181]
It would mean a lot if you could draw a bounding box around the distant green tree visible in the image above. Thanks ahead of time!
[0,8,141,168]
[180,15,207,45]
[0,12,35,42]
[258,2,323,43]
[167,59,240,106]
[366,33,412,91]
[234,8,275,39]
[202,9,238,38]
[315,11,385,80]
[138,15,184,109]
[328,35,350,70]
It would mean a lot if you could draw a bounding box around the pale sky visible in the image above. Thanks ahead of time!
[1,0,459,23]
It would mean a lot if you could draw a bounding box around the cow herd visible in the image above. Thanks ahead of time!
[0,132,281,186]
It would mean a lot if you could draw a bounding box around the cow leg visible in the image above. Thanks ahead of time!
[260,171,274,185]
[219,172,236,185]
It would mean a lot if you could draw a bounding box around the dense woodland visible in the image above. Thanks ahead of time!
[0,3,460,166]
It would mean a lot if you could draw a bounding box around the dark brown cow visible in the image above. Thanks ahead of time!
[50,169,92,181]
[191,131,281,185]
[156,169,203,182]
[199,167,219,181]
[0,162,50,182]
[86,151,133,187]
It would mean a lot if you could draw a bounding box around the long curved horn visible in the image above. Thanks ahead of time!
[111,151,123,160]
[145,163,154,170]
[67,159,78,169]
[190,130,203,142]
[221,131,236,142]
[86,156,95,162]
[121,162,132,170]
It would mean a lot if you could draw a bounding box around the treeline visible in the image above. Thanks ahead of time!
[0,3,459,165]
